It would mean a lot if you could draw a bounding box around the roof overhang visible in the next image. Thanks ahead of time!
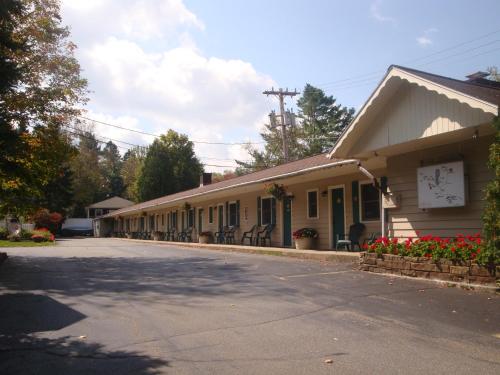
[104,158,360,218]
[328,66,499,160]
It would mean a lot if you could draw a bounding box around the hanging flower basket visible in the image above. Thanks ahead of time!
[265,183,287,201]
[181,202,191,211]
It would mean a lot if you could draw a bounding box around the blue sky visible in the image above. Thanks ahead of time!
[61,0,500,171]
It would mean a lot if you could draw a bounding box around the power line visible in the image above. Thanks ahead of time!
[316,27,500,89]
[77,116,264,146]
[65,125,244,168]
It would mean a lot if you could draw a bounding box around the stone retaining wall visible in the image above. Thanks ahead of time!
[359,252,499,285]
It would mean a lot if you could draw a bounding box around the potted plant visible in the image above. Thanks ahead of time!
[152,231,163,241]
[265,183,287,201]
[293,228,318,250]
[199,231,213,244]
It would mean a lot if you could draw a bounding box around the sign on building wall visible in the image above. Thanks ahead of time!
[417,161,465,209]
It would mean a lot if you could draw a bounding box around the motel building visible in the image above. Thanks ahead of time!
[96,65,499,250]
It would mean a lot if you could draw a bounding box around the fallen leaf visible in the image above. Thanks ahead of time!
[324,359,333,364]
[333,338,338,341]
[418,289,425,292]
[78,335,86,339]
[452,310,457,313]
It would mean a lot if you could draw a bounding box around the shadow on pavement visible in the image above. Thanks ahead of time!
[0,334,169,375]
[0,293,168,375]
[0,256,296,304]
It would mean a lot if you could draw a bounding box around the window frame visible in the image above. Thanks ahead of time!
[228,201,238,226]
[208,206,214,224]
[306,188,319,220]
[260,196,274,226]
[359,181,381,222]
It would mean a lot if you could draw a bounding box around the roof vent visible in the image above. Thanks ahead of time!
[465,71,489,82]
[200,172,212,187]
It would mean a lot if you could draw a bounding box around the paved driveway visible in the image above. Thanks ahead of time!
[0,238,499,374]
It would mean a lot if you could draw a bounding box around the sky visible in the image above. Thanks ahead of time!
[60,0,500,172]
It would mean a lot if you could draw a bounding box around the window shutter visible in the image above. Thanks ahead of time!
[352,181,360,223]
[271,198,276,225]
[175,210,178,230]
[257,196,261,226]
[192,208,196,228]
[236,200,240,227]
[225,201,229,226]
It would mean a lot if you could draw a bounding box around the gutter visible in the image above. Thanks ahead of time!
[105,158,358,218]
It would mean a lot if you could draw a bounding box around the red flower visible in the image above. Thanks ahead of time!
[362,243,368,250]
[451,247,456,253]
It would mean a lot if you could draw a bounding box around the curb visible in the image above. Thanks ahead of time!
[363,269,500,294]
[111,238,359,263]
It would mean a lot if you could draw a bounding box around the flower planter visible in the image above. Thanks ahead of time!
[125,233,133,239]
[295,237,317,250]
[199,235,212,244]
[153,233,161,241]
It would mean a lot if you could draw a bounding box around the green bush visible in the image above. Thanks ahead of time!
[20,229,34,240]
[0,227,7,240]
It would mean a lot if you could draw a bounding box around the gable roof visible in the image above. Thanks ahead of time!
[328,65,500,159]
[106,154,355,217]
[394,65,500,106]
[87,196,135,209]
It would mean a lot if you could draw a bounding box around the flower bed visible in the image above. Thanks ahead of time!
[31,228,55,243]
[359,233,498,285]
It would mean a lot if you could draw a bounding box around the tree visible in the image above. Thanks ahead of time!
[481,115,500,265]
[121,147,145,202]
[136,130,203,202]
[297,84,355,155]
[0,0,87,217]
[100,141,124,197]
[237,84,354,173]
[70,131,105,217]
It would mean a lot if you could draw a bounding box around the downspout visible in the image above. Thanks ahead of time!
[356,162,388,238]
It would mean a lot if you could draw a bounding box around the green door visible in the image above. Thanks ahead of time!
[218,205,224,230]
[283,196,292,247]
[331,187,345,248]
[198,209,203,233]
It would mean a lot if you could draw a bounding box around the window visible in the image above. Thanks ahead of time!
[161,214,164,227]
[95,208,102,217]
[307,190,319,219]
[149,215,155,230]
[209,206,214,223]
[261,197,274,225]
[228,202,237,226]
[360,183,380,221]
[171,212,177,229]
[188,208,194,227]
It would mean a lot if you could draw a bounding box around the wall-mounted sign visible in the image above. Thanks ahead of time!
[382,193,401,209]
[417,161,465,209]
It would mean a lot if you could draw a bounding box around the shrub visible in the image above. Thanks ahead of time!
[363,233,488,264]
[31,228,54,242]
[293,228,318,239]
[33,209,63,234]
[20,229,34,240]
[0,227,7,240]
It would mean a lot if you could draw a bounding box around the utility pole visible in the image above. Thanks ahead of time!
[263,87,299,162]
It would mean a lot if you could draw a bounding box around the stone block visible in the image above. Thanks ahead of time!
[450,266,469,276]
[435,263,450,273]
[401,269,417,277]
[363,258,377,265]
[470,265,493,277]
[411,263,438,272]
[467,275,496,284]
[414,271,431,278]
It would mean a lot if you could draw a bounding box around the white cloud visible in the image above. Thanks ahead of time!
[61,0,275,172]
[416,28,438,47]
[416,36,432,46]
[370,0,395,24]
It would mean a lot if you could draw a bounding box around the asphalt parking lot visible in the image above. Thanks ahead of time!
[0,237,499,374]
